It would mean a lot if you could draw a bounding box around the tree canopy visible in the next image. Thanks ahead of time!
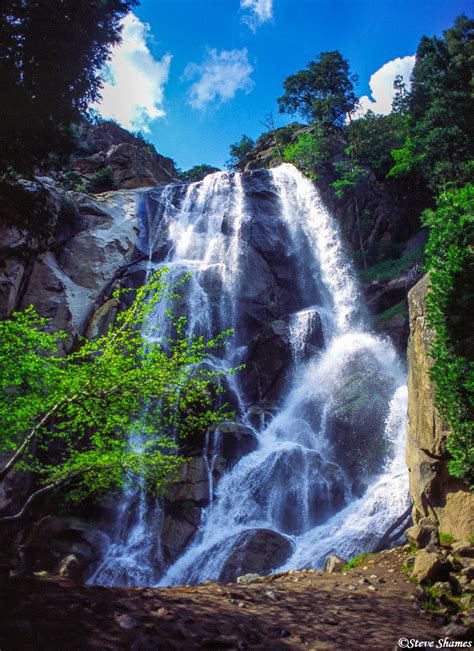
[0,271,233,519]
[0,0,137,174]
[277,51,359,129]
[178,165,221,183]
[227,135,256,171]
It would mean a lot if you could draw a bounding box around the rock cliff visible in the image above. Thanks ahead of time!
[406,274,474,540]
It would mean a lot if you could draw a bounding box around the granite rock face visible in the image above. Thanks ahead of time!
[406,274,474,540]
[72,121,178,189]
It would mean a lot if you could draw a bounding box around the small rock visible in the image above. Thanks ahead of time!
[358,577,371,585]
[236,573,262,585]
[265,590,278,601]
[348,584,358,590]
[377,577,386,584]
[324,554,347,573]
[367,585,376,592]
[114,614,137,630]
[452,541,474,558]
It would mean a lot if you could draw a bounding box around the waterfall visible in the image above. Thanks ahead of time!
[88,163,409,587]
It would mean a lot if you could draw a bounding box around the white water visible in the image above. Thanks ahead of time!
[90,163,409,587]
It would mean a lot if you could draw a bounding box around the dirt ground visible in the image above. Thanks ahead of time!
[0,547,445,650]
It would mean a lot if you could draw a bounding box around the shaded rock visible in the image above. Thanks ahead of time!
[406,519,440,548]
[217,529,293,583]
[160,516,197,564]
[215,423,258,468]
[451,541,474,558]
[167,457,211,504]
[19,516,108,581]
[325,555,347,573]
[411,549,451,585]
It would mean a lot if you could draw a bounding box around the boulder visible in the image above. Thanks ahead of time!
[406,519,440,548]
[166,456,211,505]
[215,423,258,468]
[325,555,347,573]
[411,549,451,585]
[324,348,396,484]
[216,529,293,583]
[160,516,198,563]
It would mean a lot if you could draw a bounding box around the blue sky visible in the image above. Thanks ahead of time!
[95,0,473,171]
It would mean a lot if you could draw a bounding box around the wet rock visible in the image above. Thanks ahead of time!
[241,447,346,535]
[324,555,347,573]
[166,457,210,504]
[215,423,258,468]
[216,529,293,583]
[324,348,396,484]
[160,516,197,564]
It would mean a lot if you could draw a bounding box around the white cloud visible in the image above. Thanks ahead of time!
[94,13,172,132]
[184,48,254,110]
[355,55,416,117]
[240,0,273,31]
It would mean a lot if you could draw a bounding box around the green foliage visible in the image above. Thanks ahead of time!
[439,532,457,545]
[85,166,116,193]
[349,111,408,180]
[331,161,370,199]
[278,51,359,129]
[359,249,424,284]
[283,128,330,179]
[0,270,233,506]
[342,553,368,571]
[227,135,255,171]
[390,16,474,191]
[422,183,474,483]
[374,300,408,325]
[0,0,137,175]
[178,165,221,183]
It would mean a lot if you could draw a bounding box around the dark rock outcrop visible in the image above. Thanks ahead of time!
[72,121,178,190]
[216,528,294,582]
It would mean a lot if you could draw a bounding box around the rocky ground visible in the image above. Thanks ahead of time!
[0,546,464,651]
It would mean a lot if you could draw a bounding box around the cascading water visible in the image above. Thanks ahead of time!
[89,163,409,587]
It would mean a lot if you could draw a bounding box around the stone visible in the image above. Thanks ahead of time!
[406,275,474,542]
[405,519,440,548]
[72,121,178,190]
[160,516,197,563]
[324,555,347,573]
[451,541,474,558]
[215,423,258,468]
[58,554,81,581]
[236,573,262,584]
[214,529,294,583]
[411,549,451,585]
[166,456,211,504]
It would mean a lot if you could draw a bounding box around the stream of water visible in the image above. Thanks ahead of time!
[89,163,409,587]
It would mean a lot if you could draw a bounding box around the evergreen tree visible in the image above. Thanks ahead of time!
[0,0,137,174]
